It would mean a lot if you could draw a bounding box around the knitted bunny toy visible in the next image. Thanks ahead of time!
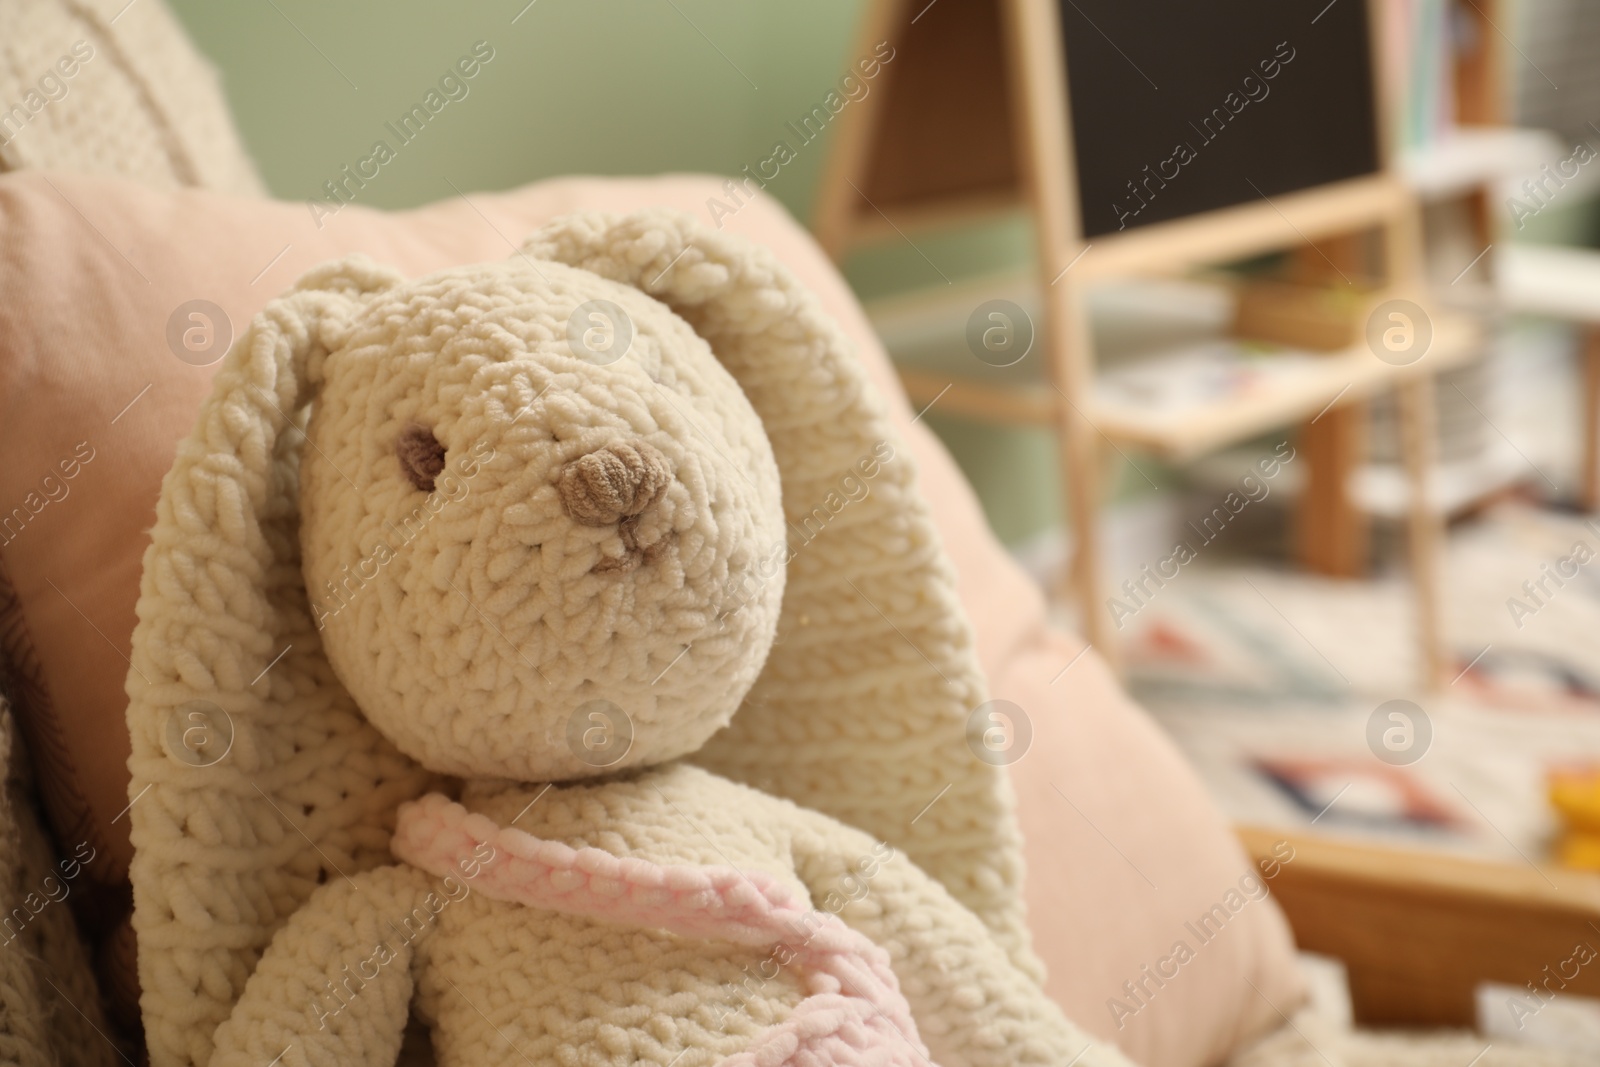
[127,211,1130,1067]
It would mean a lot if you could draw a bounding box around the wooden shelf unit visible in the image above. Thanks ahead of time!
[815,0,1456,686]
[1096,313,1481,462]
[1238,825,1600,1029]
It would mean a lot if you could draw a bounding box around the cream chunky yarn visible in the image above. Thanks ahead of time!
[127,211,1103,1066]
[298,250,784,783]
[214,766,1123,1067]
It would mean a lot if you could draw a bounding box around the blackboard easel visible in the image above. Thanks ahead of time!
[814,0,1486,687]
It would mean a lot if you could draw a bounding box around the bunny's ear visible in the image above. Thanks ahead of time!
[124,257,436,1067]
[525,212,1040,978]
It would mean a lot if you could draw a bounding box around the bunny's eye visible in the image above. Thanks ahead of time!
[397,424,446,492]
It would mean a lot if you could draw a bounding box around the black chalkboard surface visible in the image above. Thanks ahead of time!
[1060,0,1381,238]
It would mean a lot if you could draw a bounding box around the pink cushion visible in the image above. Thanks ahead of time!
[0,169,1301,1066]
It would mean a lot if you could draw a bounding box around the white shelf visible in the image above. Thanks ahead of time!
[1090,313,1482,462]
[1499,242,1600,322]
[1350,445,1533,518]
[867,272,1484,463]
[1400,127,1562,199]
[1191,440,1532,519]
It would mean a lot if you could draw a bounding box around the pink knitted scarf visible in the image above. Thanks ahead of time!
[392,792,937,1066]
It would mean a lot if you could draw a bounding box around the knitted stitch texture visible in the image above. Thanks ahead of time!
[297,253,785,783]
[126,260,441,1067]
[527,213,1036,975]
[393,789,932,1066]
[211,765,1130,1067]
[0,699,121,1067]
[126,211,1044,1067]
[0,0,265,193]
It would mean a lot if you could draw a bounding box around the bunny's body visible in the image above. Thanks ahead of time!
[169,213,1133,1067]
[252,768,817,1067]
[403,769,812,1063]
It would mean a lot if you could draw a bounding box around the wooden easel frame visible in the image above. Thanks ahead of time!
[815,0,1460,687]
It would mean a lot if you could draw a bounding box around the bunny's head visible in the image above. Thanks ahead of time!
[298,253,785,781]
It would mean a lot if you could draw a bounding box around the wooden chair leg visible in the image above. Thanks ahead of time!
[1297,402,1370,577]
[1058,402,1111,669]
[1397,375,1447,691]
[1042,257,1112,669]
[1581,325,1600,513]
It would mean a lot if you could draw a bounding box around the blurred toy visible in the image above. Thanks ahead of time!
[1549,766,1600,870]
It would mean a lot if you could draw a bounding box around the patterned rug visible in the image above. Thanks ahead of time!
[1116,501,1600,865]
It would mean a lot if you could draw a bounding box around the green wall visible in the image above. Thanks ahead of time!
[168,0,1065,545]
[168,0,865,224]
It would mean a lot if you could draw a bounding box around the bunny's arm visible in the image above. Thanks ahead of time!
[210,864,439,1067]
[788,808,1137,1067]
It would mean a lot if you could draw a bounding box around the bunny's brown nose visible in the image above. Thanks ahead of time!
[558,440,675,574]
[557,439,673,528]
